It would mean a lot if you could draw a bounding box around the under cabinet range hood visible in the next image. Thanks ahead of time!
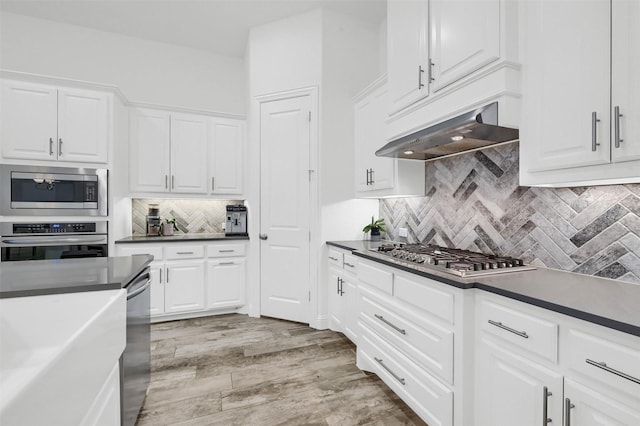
[375,102,519,161]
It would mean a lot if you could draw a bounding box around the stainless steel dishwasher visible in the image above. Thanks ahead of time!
[121,267,151,426]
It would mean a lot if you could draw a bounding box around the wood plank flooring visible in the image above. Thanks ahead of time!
[136,314,428,426]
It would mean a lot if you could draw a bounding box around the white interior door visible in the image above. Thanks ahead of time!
[260,94,311,324]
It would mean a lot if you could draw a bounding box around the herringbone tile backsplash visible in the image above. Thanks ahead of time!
[132,199,243,236]
[380,143,640,284]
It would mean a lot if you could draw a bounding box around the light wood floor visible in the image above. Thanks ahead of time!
[136,314,428,426]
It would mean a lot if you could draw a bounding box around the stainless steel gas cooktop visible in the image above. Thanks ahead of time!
[373,243,535,278]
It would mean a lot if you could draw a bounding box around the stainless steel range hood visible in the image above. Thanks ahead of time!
[375,102,519,161]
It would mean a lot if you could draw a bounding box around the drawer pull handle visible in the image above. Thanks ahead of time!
[344,262,355,268]
[219,249,235,253]
[219,262,235,265]
[542,386,552,425]
[585,359,640,385]
[176,251,194,255]
[374,357,405,386]
[328,256,339,261]
[488,320,529,339]
[374,314,406,335]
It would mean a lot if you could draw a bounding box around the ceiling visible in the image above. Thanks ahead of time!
[0,0,387,58]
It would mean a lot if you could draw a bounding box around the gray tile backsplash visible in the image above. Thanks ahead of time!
[380,143,640,284]
[132,199,243,236]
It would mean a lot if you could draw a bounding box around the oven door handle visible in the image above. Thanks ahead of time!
[1,236,107,245]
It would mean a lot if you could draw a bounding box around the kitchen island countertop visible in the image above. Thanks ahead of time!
[0,255,153,299]
[116,233,249,244]
[328,240,640,337]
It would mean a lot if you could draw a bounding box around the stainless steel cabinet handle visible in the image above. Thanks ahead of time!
[58,138,63,156]
[176,251,194,255]
[339,278,344,295]
[259,233,268,240]
[369,169,374,185]
[159,268,163,284]
[166,268,169,283]
[165,175,168,189]
[542,386,552,425]
[219,249,235,253]
[418,65,425,89]
[211,177,215,191]
[488,320,529,339]
[586,359,640,385]
[344,262,355,268]
[374,357,405,385]
[614,106,624,148]
[374,314,406,335]
[564,398,575,426]
[219,261,235,265]
[171,175,175,189]
[366,168,371,185]
[328,256,339,261]
[337,277,341,295]
[429,59,435,82]
[49,138,54,156]
[591,111,601,151]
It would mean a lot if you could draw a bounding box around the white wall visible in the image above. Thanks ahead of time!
[0,12,246,114]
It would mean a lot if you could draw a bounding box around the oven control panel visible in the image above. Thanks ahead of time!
[12,222,98,234]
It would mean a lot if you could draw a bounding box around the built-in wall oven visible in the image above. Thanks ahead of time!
[0,164,108,216]
[0,221,108,261]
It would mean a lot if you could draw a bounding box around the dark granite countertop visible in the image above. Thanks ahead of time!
[0,255,154,299]
[116,233,250,244]
[327,240,640,337]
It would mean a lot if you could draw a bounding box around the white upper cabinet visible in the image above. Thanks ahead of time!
[429,0,500,92]
[387,0,429,115]
[1,80,110,164]
[170,113,208,194]
[209,118,244,195]
[519,0,640,186]
[354,76,424,198]
[386,0,519,145]
[129,108,208,194]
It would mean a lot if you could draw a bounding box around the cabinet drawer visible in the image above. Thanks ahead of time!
[394,273,455,324]
[479,299,558,363]
[164,245,204,260]
[327,248,344,267]
[116,245,163,260]
[565,328,640,395]
[360,286,454,384]
[359,322,453,426]
[342,254,358,274]
[207,243,245,258]
[358,260,393,294]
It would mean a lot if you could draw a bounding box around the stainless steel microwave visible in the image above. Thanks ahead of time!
[0,164,108,216]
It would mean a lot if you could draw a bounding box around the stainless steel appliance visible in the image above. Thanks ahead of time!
[121,267,151,426]
[373,243,534,278]
[0,164,108,216]
[375,102,519,161]
[0,221,108,261]
[226,204,248,236]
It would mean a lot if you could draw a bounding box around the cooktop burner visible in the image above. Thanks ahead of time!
[373,243,534,277]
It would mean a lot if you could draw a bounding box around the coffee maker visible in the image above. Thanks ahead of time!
[146,204,161,236]
[225,205,248,236]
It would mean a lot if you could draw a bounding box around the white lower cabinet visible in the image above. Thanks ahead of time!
[80,361,121,426]
[475,291,640,426]
[327,247,359,344]
[116,241,246,321]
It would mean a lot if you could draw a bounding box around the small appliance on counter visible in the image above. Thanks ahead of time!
[225,204,248,236]
[146,204,161,236]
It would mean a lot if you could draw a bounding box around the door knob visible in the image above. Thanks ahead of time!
[259,233,268,240]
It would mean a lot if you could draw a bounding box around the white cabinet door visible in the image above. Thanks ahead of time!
[429,0,500,92]
[475,338,563,426]
[520,0,611,172]
[129,109,171,193]
[1,80,58,161]
[149,264,165,316]
[611,0,640,163]
[327,267,344,332]
[387,0,429,115]
[209,118,244,195]
[342,275,359,344]
[564,379,640,425]
[164,261,205,314]
[57,88,109,164]
[206,258,245,310]
[170,113,208,194]
[354,81,395,193]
